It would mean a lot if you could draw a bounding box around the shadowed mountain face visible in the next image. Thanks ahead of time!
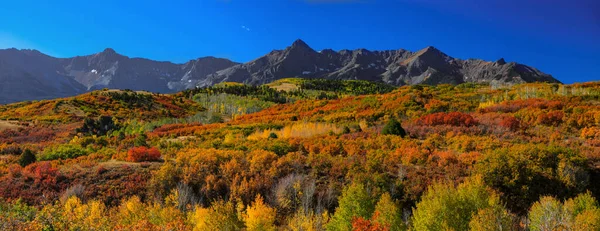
[0,40,559,103]
[0,48,238,104]
[0,49,87,104]
[203,40,559,87]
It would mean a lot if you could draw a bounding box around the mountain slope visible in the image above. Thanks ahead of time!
[205,40,559,87]
[59,48,239,93]
[0,50,87,104]
[0,48,238,104]
[0,40,559,103]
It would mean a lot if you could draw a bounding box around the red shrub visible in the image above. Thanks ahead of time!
[24,162,60,185]
[499,116,521,131]
[417,112,478,127]
[126,146,161,162]
[536,111,564,126]
[0,162,65,204]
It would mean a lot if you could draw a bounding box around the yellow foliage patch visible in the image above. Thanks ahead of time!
[247,122,342,140]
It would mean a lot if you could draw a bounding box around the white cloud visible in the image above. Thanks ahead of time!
[241,25,251,31]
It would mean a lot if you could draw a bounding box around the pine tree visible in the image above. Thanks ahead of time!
[19,149,36,167]
[382,118,406,137]
[269,132,278,139]
[342,126,351,134]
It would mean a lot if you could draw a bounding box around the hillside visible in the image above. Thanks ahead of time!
[0,80,599,230]
[0,40,559,104]
[0,89,202,122]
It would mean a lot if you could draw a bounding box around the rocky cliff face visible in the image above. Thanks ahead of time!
[0,39,559,103]
[204,40,559,87]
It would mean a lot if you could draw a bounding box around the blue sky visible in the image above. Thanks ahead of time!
[0,0,598,83]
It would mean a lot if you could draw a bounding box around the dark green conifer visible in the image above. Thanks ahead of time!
[382,117,406,137]
[19,149,36,167]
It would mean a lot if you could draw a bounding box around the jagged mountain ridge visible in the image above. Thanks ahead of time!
[0,39,559,103]
[203,39,558,87]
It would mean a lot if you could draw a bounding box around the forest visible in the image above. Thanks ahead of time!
[0,80,599,230]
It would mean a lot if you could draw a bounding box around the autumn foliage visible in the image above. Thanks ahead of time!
[536,110,564,126]
[417,112,478,127]
[352,217,389,231]
[126,146,161,162]
[499,116,521,131]
[0,81,599,230]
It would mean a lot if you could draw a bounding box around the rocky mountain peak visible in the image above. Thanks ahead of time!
[320,48,335,54]
[92,48,123,63]
[289,39,313,51]
[418,46,448,57]
[496,58,507,65]
[102,48,117,54]
[407,45,453,67]
[423,46,439,51]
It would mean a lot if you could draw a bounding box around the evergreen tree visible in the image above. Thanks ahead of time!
[268,132,278,139]
[382,118,406,137]
[342,126,351,134]
[19,149,36,167]
[77,116,119,136]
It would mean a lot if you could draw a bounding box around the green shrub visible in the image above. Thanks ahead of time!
[268,132,278,139]
[381,118,406,137]
[39,144,90,160]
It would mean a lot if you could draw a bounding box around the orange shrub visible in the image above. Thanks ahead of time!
[417,112,478,127]
[352,216,389,231]
[536,111,564,126]
[126,147,161,162]
[581,127,600,140]
[499,116,521,131]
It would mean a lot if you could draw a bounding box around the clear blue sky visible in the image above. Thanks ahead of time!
[0,0,598,83]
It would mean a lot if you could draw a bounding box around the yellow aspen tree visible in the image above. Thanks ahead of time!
[244,194,277,231]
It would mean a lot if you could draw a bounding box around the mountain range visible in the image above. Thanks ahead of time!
[0,39,559,104]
